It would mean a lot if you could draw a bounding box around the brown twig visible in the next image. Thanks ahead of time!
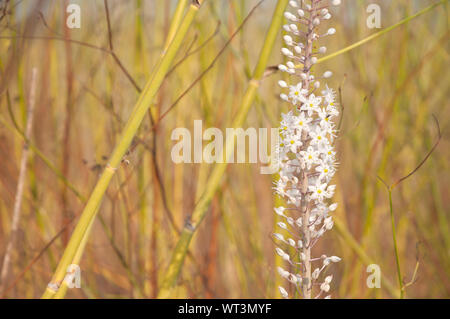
[0,68,38,291]
[391,115,441,189]
[103,0,142,92]
[153,0,265,129]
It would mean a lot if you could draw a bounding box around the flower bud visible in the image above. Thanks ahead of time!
[327,28,336,35]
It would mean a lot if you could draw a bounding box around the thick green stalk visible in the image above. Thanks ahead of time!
[41,0,205,299]
[53,213,97,299]
[164,0,189,50]
[157,0,290,298]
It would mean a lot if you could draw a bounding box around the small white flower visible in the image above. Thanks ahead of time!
[274,206,286,216]
[299,146,319,169]
[278,64,287,72]
[284,11,297,22]
[320,282,330,292]
[329,256,341,263]
[282,47,294,57]
[277,267,290,279]
[309,126,328,147]
[309,180,328,202]
[277,222,288,230]
[279,286,289,299]
[288,83,307,104]
[278,80,288,88]
[300,94,321,116]
[283,35,293,46]
[273,233,285,242]
[319,46,327,54]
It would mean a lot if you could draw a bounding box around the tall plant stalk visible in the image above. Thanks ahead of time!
[41,0,205,299]
[274,0,342,299]
[157,0,290,298]
[0,68,37,292]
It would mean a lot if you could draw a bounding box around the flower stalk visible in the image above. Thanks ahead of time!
[274,0,342,299]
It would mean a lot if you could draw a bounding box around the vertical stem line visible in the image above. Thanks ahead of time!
[157,0,290,298]
[0,68,37,292]
[388,189,404,298]
[299,0,318,299]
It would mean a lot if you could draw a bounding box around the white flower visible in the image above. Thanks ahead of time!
[300,94,322,116]
[279,286,289,299]
[288,1,298,8]
[312,268,320,279]
[317,107,333,129]
[299,146,319,169]
[277,222,288,230]
[274,233,285,242]
[274,206,286,216]
[277,267,290,279]
[284,12,297,22]
[309,126,328,146]
[288,83,307,104]
[327,28,336,35]
[281,47,294,57]
[309,181,330,202]
[294,112,312,135]
[283,35,293,46]
[320,282,330,292]
[273,0,341,299]
[285,133,302,153]
[316,163,334,181]
[323,71,332,78]
[278,80,288,88]
[329,256,341,263]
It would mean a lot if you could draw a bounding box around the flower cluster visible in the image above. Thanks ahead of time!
[273,0,341,299]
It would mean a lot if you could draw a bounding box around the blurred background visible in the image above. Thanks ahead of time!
[0,0,448,298]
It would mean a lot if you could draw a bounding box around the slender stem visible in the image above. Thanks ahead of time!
[41,0,205,299]
[157,0,290,298]
[295,0,447,68]
[299,0,320,299]
[388,189,404,298]
[0,68,37,292]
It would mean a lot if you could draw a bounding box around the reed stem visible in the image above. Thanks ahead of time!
[41,0,205,299]
[0,68,37,292]
[157,0,290,298]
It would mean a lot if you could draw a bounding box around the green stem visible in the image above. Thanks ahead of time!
[41,0,205,299]
[157,0,290,298]
[296,0,448,68]
[388,189,404,298]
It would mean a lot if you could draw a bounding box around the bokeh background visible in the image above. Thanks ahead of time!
[0,0,448,298]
